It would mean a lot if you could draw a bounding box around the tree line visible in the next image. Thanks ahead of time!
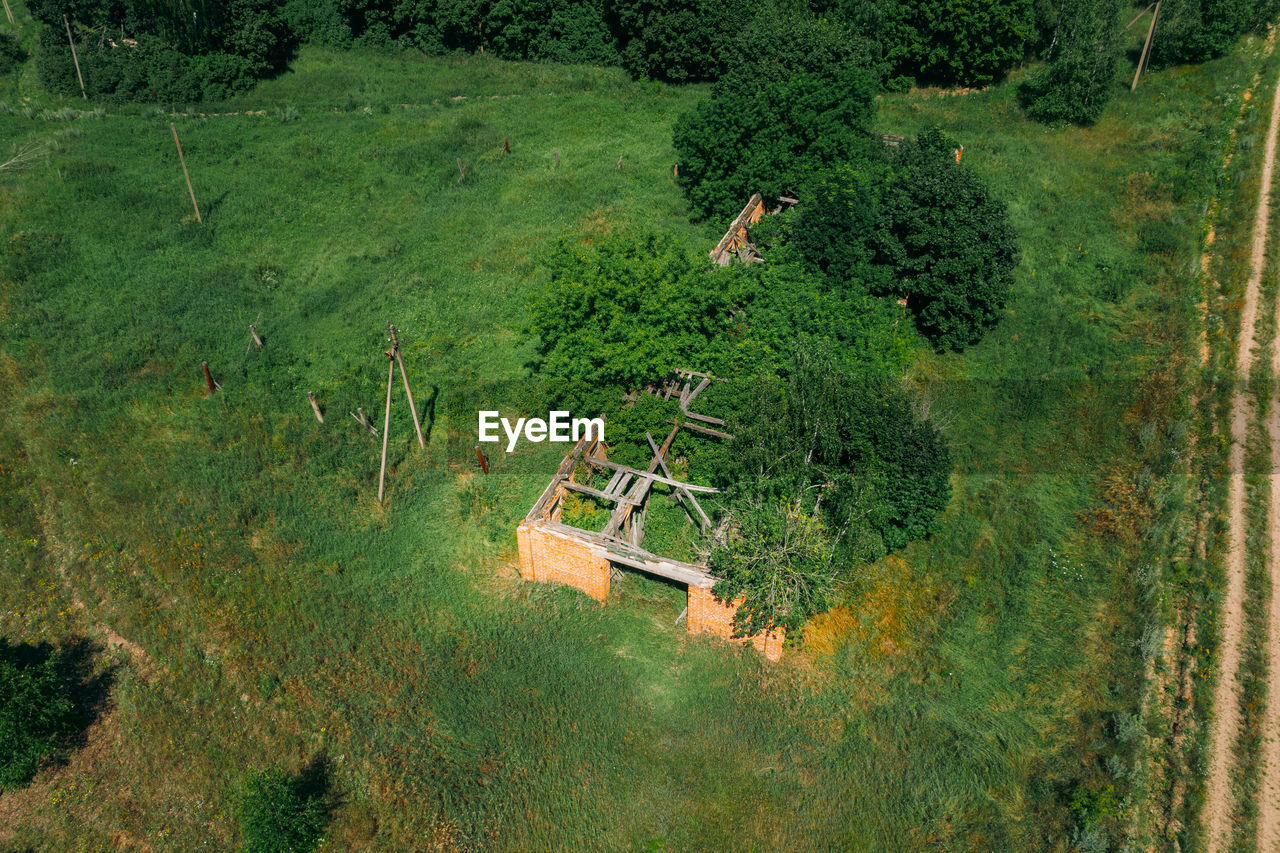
[26,0,1280,119]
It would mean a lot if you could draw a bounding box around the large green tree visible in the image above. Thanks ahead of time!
[1018,0,1126,125]
[876,129,1019,350]
[672,12,878,221]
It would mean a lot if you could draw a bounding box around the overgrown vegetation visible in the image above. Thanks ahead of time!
[239,761,332,853]
[0,640,78,789]
[0,11,1272,853]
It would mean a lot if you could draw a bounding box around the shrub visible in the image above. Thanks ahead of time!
[1149,0,1272,67]
[0,640,78,790]
[671,13,879,221]
[0,32,25,75]
[1018,0,1125,125]
[875,129,1019,350]
[834,0,1036,86]
[528,234,732,412]
[239,765,330,853]
[609,0,757,82]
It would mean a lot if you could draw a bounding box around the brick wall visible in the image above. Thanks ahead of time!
[686,585,783,661]
[515,522,611,603]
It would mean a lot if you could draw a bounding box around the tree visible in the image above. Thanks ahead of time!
[1018,0,1125,125]
[835,0,1037,86]
[608,0,756,82]
[0,640,78,790]
[710,501,839,637]
[1149,0,1273,67]
[239,764,331,853]
[720,341,952,566]
[527,234,732,412]
[875,129,1018,350]
[672,12,879,221]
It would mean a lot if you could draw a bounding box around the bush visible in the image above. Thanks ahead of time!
[0,32,25,75]
[671,13,879,221]
[0,640,78,790]
[875,129,1019,350]
[239,765,331,853]
[609,0,758,82]
[835,0,1036,86]
[528,234,732,413]
[1149,0,1272,67]
[33,0,295,103]
[1018,0,1125,125]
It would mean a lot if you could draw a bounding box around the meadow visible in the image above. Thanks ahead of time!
[0,25,1269,851]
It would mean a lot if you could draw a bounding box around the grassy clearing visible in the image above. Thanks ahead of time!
[0,29,1271,853]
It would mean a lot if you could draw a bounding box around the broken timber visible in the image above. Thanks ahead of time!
[709,193,768,266]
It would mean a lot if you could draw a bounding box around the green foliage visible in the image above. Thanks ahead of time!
[0,641,77,790]
[788,161,887,285]
[876,129,1019,350]
[720,341,951,568]
[33,0,295,103]
[835,0,1036,86]
[239,765,330,853]
[528,234,731,413]
[0,32,26,76]
[709,502,838,636]
[1149,0,1273,66]
[671,12,878,221]
[1018,0,1125,125]
[609,0,757,82]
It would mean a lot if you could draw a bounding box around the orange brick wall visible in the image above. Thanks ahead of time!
[686,585,783,661]
[515,522,611,603]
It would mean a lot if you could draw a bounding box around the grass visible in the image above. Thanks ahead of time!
[0,24,1271,852]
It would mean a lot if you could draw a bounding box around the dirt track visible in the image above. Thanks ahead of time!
[1205,52,1280,853]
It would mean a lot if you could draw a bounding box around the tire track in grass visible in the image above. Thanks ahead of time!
[1207,54,1280,853]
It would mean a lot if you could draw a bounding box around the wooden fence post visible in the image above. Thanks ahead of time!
[171,123,202,223]
[457,157,465,183]
[475,445,489,474]
[377,352,394,503]
[1132,0,1162,91]
[63,15,86,100]
[202,362,216,394]
[389,325,425,449]
[308,391,324,423]
[249,324,263,348]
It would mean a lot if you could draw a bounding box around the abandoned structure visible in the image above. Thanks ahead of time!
[515,370,783,661]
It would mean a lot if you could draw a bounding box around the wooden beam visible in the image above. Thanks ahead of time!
[674,420,734,441]
[683,376,711,407]
[562,480,638,506]
[647,431,712,532]
[583,455,721,493]
[64,15,86,100]
[682,410,725,427]
[1131,0,1161,91]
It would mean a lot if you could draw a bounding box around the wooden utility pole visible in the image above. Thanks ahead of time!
[307,391,324,423]
[1132,0,1162,91]
[170,123,202,223]
[63,15,86,100]
[202,361,216,394]
[2,1,15,26]
[249,324,263,349]
[377,352,394,503]
[389,325,425,449]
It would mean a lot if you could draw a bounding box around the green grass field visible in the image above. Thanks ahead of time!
[0,25,1269,851]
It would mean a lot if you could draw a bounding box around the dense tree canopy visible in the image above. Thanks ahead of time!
[833,0,1037,86]
[1017,0,1125,125]
[875,130,1019,349]
[671,13,878,221]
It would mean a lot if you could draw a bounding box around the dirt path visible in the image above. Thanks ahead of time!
[1260,64,1280,853]
[1206,59,1280,853]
